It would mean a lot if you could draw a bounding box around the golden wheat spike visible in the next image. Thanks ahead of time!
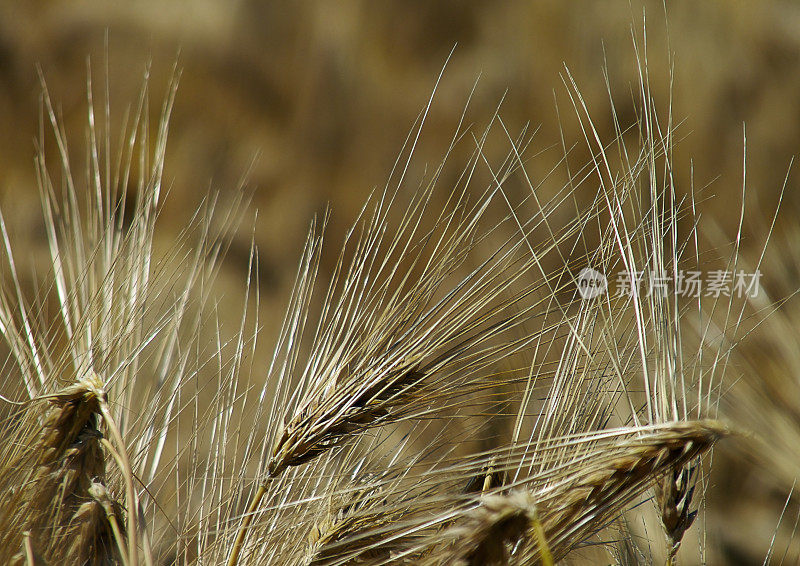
[298,421,726,566]
[0,375,127,565]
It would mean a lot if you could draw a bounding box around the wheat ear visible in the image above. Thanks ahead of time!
[1,374,127,565]
[300,420,726,565]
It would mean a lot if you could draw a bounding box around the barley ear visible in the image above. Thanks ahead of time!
[532,420,727,562]
[431,422,726,565]
[2,374,126,565]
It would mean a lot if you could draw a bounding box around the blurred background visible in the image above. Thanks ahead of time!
[1,1,799,563]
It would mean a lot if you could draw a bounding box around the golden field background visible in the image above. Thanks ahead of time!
[1,1,799,564]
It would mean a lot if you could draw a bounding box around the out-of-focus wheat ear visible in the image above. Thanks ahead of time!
[410,424,723,565]
[418,423,726,565]
[607,518,651,566]
[423,491,553,566]
[306,479,398,566]
[463,456,508,495]
[11,531,47,566]
[655,464,697,563]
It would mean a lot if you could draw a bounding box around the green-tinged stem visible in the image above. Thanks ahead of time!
[532,517,554,566]
[227,484,268,566]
